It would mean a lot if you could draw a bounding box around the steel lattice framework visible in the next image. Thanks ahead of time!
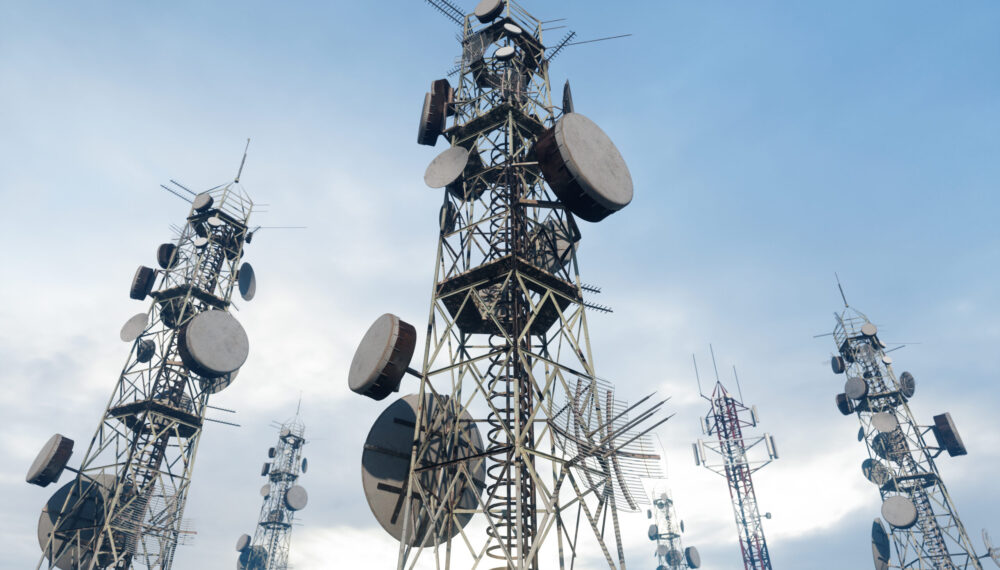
[36,181,254,569]
[239,416,307,570]
[694,378,777,570]
[829,305,982,569]
[647,488,698,570]
[391,2,665,569]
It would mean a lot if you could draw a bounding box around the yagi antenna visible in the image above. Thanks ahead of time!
[423,0,464,26]
[546,30,577,62]
[235,138,250,183]
[159,184,192,204]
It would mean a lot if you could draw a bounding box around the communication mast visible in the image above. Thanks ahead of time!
[646,487,701,570]
[826,292,999,569]
[27,157,259,569]
[692,352,778,570]
[235,413,309,570]
[347,1,667,569]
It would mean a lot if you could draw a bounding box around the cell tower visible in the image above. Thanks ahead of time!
[235,413,309,570]
[826,290,1000,569]
[692,353,779,570]
[347,1,667,568]
[646,487,701,570]
[26,152,259,569]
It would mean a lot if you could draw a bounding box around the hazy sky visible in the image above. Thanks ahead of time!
[2,1,999,569]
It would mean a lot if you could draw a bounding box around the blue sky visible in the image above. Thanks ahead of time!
[1,1,998,568]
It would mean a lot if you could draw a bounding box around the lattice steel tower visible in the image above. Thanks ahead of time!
[692,354,779,570]
[826,292,996,569]
[27,160,260,569]
[235,413,309,570]
[348,1,667,569]
[646,487,701,570]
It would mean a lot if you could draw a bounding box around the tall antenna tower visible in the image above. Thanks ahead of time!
[646,487,701,569]
[692,354,779,570]
[235,414,309,570]
[27,169,259,569]
[827,299,998,569]
[348,1,666,569]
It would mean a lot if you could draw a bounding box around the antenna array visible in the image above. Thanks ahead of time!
[235,416,309,570]
[693,356,778,570]
[646,488,701,569]
[27,172,259,569]
[347,1,664,568]
[828,305,990,569]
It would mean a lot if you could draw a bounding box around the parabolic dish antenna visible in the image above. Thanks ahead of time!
[474,0,504,22]
[193,236,209,248]
[301,457,308,473]
[348,313,417,400]
[647,524,658,540]
[872,432,907,463]
[417,92,446,147]
[192,193,213,212]
[198,368,238,395]
[284,485,308,511]
[871,412,899,433]
[845,376,868,400]
[237,545,267,570]
[439,201,458,234]
[136,339,155,363]
[655,544,669,556]
[494,45,516,61]
[238,262,256,301]
[899,371,916,399]
[178,310,249,378]
[26,434,74,487]
[536,113,633,223]
[861,458,893,488]
[260,484,270,497]
[881,496,918,529]
[503,22,522,36]
[37,474,115,570]
[361,394,485,546]
[882,354,893,365]
[861,323,878,337]
[835,393,854,416]
[267,447,276,458]
[665,549,683,566]
[872,518,891,570]
[685,546,701,568]
[120,313,149,342]
[424,146,471,189]
[236,533,251,552]
[207,215,225,228]
[130,266,156,301]
[156,243,178,269]
[831,355,846,374]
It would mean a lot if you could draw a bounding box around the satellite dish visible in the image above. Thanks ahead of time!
[178,310,249,378]
[562,80,574,114]
[835,393,855,416]
[536,113,633,222]
[260,484,270,497]
[666,549,683,566]
[872,518,890,570]
[348,314,418,400]
[267,447,276,458]
[474,0,504,22]
[424,146,471,189]
[495,45,516,61]
[236,534,251,552]
[192,193,214,212]
[301,457,308,473]
[503,22,522,36]
[685,546,701,568]
[157,243,178,269]
[881,496,918,529]
[648,524,658,540]
[361,394,485,546]
[120,312,149,342]
[440,201,458,234]
[831,355,846,374]
[871,412,899,433]
[861,323,878,337]
[26,434,74,487]
[37,474,114,570]
[284,485,308,511]
[932,412,967,457]
[136,339,155,363]
[845,376,868,400]
[861,458,893,488]
[130,265,156,300]
[238,262,256,301]
[899,371,916,399]
[193,236,209,248]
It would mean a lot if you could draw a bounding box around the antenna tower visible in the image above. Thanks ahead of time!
[828,303,994,569]
[692,356,778,570]
[347,1,666,569]
[646,487,701,569]
[235,415,309,570]
[27,174,259,568]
